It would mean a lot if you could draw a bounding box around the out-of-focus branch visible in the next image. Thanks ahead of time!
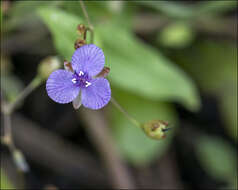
[10,114,108,187]
[79,108,136,189]
[1,101,29,174]
[133,13,237,40]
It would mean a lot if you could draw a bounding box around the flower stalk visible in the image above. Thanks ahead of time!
[110,97,141,128]
[6,76,42,114]
[79,0,94,43]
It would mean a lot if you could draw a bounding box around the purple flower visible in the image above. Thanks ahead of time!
[46,44,111,110]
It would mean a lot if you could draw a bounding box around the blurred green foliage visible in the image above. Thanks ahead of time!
[0,169,14,190]
[97,23,200,111]
[173,41,237,141]
[158,22,194,48]
[196,136,237,188]
[38,8,82,61]
[139,1,237,19]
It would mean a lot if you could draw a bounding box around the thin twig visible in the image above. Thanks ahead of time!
[79,0,94,30]
[79,0,94,43]
[3,111,15,150]
[7,76,42,114]
[1,108,29,172]
[110,97,141,128]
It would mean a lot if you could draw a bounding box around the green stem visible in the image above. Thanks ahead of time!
[7,76,42,114]
[110,97,141,128]
[79,0,94,44]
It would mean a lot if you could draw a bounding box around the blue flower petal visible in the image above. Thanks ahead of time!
[71,44,105,77]
[81,78,111,110]
[46,69,80,104]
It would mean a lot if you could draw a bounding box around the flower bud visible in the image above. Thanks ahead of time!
[74,39,86,49]
[64,61,73,72]
[38,56,61,79]
[96,67,110,78]
[77,24,86,35]
[142,120,169,140]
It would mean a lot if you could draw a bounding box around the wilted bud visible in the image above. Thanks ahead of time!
[74,39,86,49]
[38,56,61,79]
[64,61,73,72]
[142,120,169,140]
[96,67,110,78]
[77,24,86,35]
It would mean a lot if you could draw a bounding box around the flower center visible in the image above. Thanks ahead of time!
[71,71,92,88]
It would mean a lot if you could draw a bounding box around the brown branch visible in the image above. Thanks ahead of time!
[79,108,136,189]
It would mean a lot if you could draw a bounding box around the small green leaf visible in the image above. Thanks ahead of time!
[97,24,200,111]
[37,8,83,60]
[158,22,194,48]
[196,135,237,184]
[110,88,177,166]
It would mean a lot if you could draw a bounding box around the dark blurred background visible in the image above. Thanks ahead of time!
[1,1,237,189]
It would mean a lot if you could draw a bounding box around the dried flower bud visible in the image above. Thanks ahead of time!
[38,56,61,79]
[64,61,73,72]
[77,24,86,35]
[96,67,110,78]
[142,120,169,140]
[74,39,86,49]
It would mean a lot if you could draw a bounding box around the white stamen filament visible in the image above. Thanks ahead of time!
[85,81,91,87]
[79,71,84,76]
[72,78,77,84]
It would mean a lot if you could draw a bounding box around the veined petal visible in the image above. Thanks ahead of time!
[71,44,105,77]
[81,78,111,110]
[46,69,80,104]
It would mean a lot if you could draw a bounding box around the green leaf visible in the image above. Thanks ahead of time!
[196,136,237,184]
[110,88,177,166]
[0,169,14,190]
[37,8,83,60]
[97,24,200,111]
